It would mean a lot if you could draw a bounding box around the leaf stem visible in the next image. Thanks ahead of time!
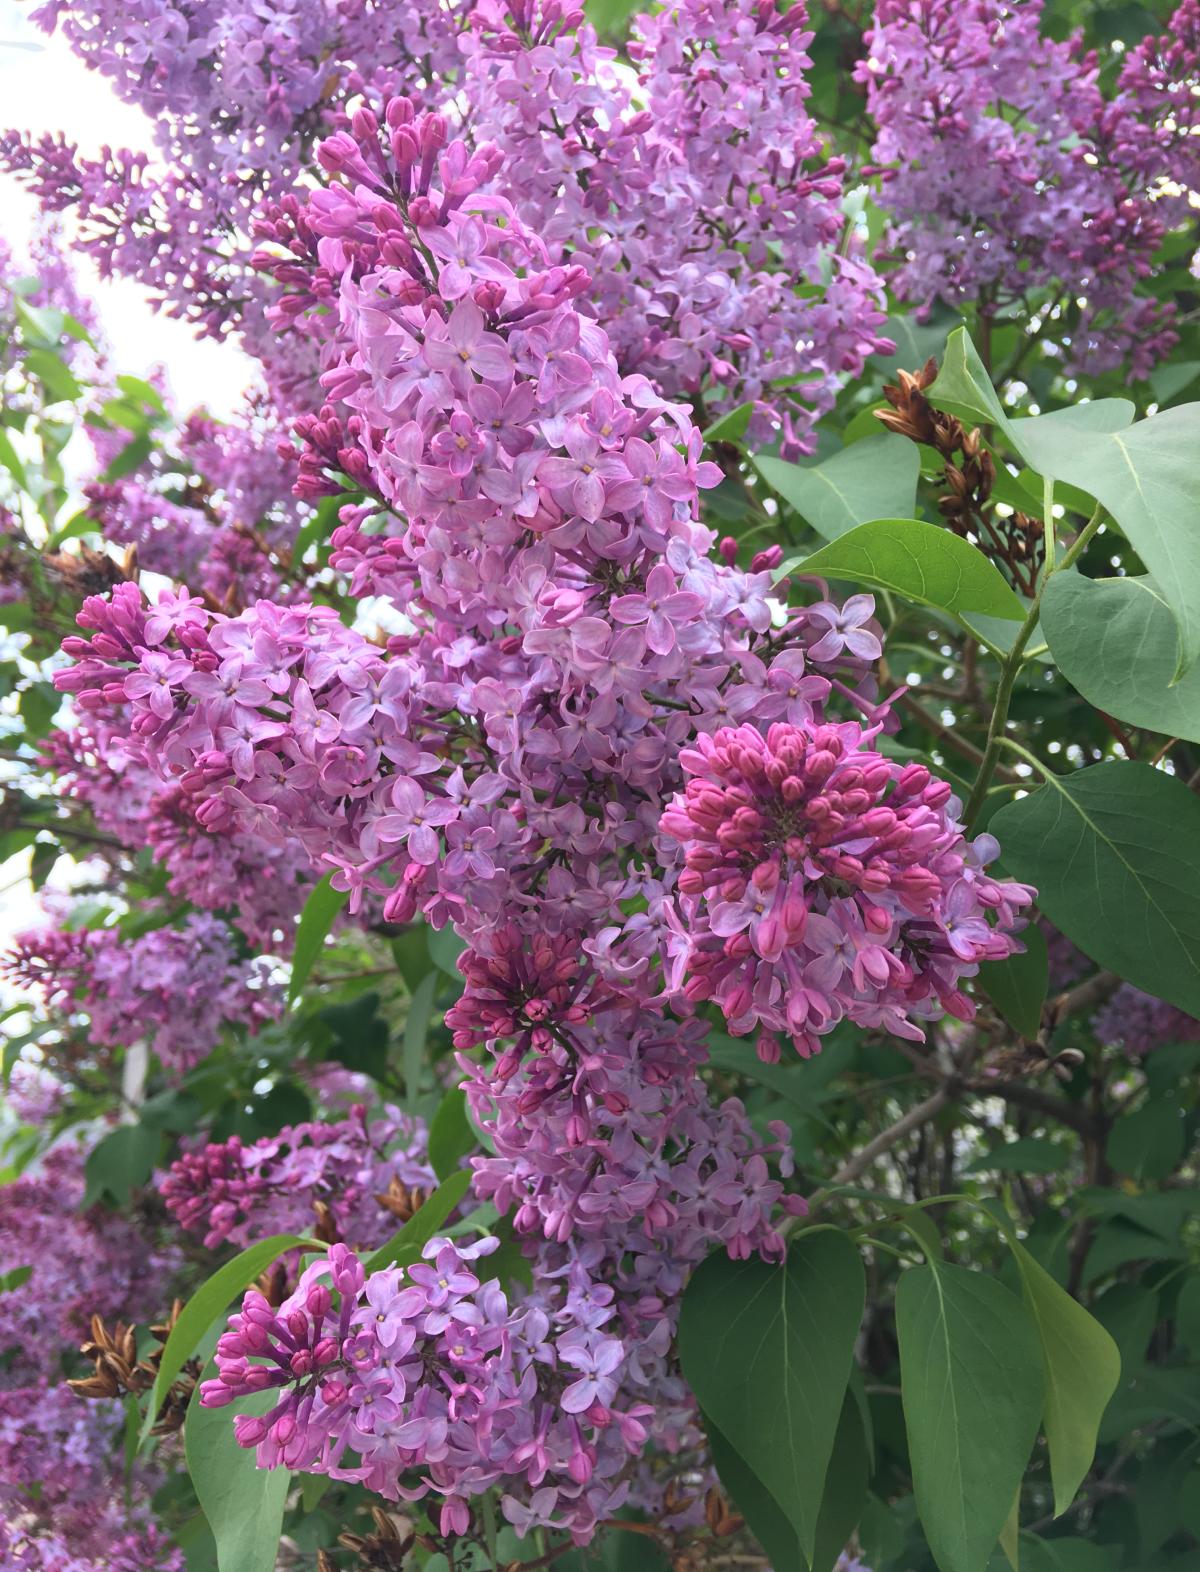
[962,503,1106,828]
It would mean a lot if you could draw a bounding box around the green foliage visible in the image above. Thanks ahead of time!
[778,518,1028,621]
[678,1230,865,1563]
[753,433,920,540]
[185,1369,292,1572]
[288,873,350,1002]
[897,1264,1043,1572]
[992,764,1200,1016]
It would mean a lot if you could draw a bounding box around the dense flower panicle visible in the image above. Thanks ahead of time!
[659,720,1033,1058]
[0,1146,179,1384]
[45,720,312,948]
[204,1237,643,1541]
[3,913,281,1075]
[4,0,468,388]
[160,1103,435,1249]
[1116,0,1200,220]
[1093,984,1200,1059]
[463,0,891,452]
[858,0,1180,375]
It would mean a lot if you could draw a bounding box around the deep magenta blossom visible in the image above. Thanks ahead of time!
[659,720,1033,1058]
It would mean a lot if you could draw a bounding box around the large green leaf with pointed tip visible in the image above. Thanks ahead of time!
[679,1231,865,1563]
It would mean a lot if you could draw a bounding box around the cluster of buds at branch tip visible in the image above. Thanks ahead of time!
[68,1300,199,1434]
[876,358,1042,596]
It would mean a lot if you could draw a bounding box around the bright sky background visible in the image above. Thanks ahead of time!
[0,2,257,967]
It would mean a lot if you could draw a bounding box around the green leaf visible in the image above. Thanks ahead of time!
[428,925,466,977]
[14,298,66,348]
[365,1167,472,1272]
[83,1123,161,1207]
[704,1031,817,1112]
[584,0,639,32]
[103,430,153,481]
[291,493,347,568]
[0,1265,32,1293]
[144,1233,321,1448]
[753,433,920,541]
[810,1389,870,1572]
[999,1491,1020,1572]
[778,519,1027,621]
[990,763,1200,1017]
[185,1367,291,1572]
[19,682,60,743]
[24,347,82,404]
[1106,1098,1187,1181]
[707,1417,802,1570]
[403,971,437,1108]
[702,402,754,444]
[964,1137,1067,1176]
[427,1087,476,1182]
[1007,1239,1121,1517]
[977,924,1048,1039]
[0,427,28,489]
[678,1230,865,1562]
[288,874,349,1003]
[897,1264,1043,1572]
[1042,573,1200,743]
[1016,403,1200,678]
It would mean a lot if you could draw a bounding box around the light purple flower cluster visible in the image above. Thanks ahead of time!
[0,1136,182,1570]
[0,1145,177,1383]
[160,1102,434,1250]
[45,719,312,949]
[4,913,281,1076]
[203,1236,642,1542]
[858,0,1183,375]
[659,719,1033,1058]
[1093,984,1200,1060]
[462,0,891,452]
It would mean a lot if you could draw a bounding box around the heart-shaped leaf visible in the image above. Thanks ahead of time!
[754,433,920,541]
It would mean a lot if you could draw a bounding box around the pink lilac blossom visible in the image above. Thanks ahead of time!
[0,1516,183,1572]
[857,0,1180,376]
[658,720,1033,1058]
[4,914,282,1076]
[160,1102,435,1249]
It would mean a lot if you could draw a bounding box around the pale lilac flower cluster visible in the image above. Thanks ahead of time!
[4,913,281,1076]
[1093,985,1200,1060]
[160,1102,434,1249]
[659,720,1033,1058]
[45,719,312,949]
[463,0,891,452]
[0,1516,183,1572]
[858,0,1181,375]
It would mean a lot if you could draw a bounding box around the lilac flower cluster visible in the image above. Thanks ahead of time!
[161,1102,435,1249]
[3,0,467,390]
[45,719,312,949]
[858,0,1183,375]
[1093,985,1200,1060]
[660,720,1032,1058]
[463,0,891,452]
[4,913,281,1076]
[0,1145,182,1567]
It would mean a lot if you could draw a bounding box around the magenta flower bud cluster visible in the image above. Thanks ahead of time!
[659,719,1033,1058]
[160,1103,435,1250]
